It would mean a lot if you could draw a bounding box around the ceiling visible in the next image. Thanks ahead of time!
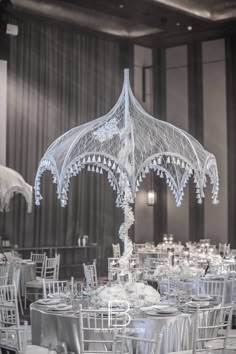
[63,0,236,22]
[152,0,236,21]
[5,0,236,45]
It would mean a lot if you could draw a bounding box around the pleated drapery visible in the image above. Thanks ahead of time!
[3,19,124,272]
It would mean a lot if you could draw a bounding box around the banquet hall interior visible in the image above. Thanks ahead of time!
[1,0,236,353]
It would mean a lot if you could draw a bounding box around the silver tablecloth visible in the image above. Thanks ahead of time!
[9,262,36,294]
[30,303,192,354]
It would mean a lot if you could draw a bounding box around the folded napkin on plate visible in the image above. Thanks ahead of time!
[140,305,168,312]
[37,298,61,305]
[50,304,73,311]
[48,293,68,299]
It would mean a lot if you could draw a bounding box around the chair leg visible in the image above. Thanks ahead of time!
[24,287,27,310]
[18,292,24,315]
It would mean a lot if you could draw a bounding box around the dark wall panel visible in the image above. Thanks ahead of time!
[226,36,236,248]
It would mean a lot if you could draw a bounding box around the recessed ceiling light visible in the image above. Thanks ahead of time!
[176,22,180,26]
[187,25,192,31]
[119,4,124,8]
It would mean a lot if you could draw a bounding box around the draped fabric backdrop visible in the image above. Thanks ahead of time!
[2,19,125,273]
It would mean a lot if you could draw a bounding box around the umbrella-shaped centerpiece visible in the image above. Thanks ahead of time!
[35,69,219,265]
[0,165,32,212]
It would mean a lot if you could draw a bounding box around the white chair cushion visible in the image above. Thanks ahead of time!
[167,351,192,354]
[227,337,236,350]
[167,340,236,354]
[167,351,230,354]
[8,324,32,343]
[205,338,236,350]
[25,344,48,354]
[0,327,32,352]
[228,329,236,337]
[25,280,43,288]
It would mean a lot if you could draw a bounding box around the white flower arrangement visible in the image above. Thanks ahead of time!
[153,264,204,279]
[90,282,160,308]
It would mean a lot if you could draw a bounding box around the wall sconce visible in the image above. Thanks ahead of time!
[147,171,156,206]
[147,189,156,206]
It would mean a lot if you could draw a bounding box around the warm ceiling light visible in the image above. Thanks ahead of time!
[119,4,124,8]
[176,22,180,26]
[187,25,192,31]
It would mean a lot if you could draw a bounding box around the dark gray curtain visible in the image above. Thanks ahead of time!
[3,19,124,273]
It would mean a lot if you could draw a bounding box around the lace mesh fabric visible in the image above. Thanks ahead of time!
[35,70,219,261]
[0,165,32,212]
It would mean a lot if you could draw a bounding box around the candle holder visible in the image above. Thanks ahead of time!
[163,234,168,242]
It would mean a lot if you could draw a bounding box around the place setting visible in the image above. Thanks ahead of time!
[179,294,217,313]
[36,298,74,314]
[33,283,78,314]
[140,305,179,317]
[47,303,73,312]
[36,298,61,306]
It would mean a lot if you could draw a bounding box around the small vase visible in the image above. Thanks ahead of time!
[78,238,81,247]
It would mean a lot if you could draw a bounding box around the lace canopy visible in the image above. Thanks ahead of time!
[0,165,32,212]
[35,69,219,261]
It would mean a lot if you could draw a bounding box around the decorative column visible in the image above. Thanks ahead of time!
[153,47,167,244]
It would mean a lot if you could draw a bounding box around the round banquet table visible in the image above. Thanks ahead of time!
[155,276,234,304]
[8,261,36,294]
[30,301,192,354]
